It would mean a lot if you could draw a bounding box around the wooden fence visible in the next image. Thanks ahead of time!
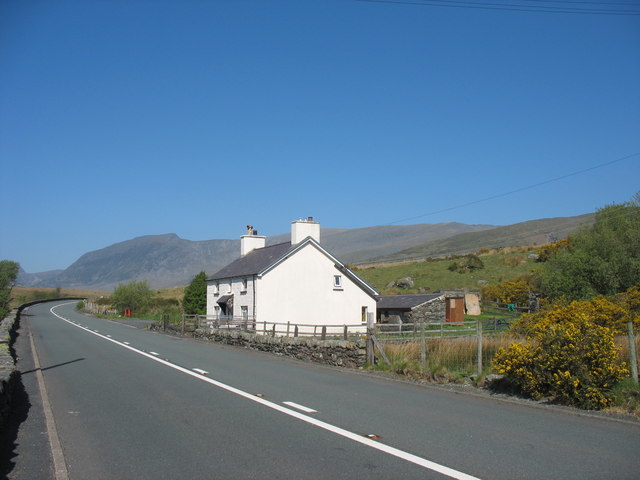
[163,314,367,340]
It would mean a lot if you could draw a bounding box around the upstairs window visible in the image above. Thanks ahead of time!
[241,277,248,292]
[333,275,343,289]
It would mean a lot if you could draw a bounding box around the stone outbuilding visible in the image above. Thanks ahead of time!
[376,294,445,324]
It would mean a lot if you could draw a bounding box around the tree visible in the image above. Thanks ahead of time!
[183,271,207,315]
[0,260,20,319]
[110,280,154,315]
[539,198,640,300]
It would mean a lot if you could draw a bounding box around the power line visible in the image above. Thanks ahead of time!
[358,0,640,15]
[388,152,640,225]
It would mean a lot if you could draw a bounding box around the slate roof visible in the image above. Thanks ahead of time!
[207,242,295,281]
[376,294,443,310]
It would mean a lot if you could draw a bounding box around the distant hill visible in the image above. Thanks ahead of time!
[267,223,494,263]
[16,214,592,291]
[363,213,595,265]
[29,234,240,291]
[17,267,64,286]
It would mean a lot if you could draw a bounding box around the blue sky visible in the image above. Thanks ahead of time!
[1,0,639,273]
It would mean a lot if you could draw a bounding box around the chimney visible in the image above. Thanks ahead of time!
[240,225,266,257]
[291,217,320,245]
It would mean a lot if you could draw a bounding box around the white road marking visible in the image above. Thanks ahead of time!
[49,303,481,480]
[124,342,130,345]
[283,401,317,413]
[27,318,69,480]
[193,368,208,375]
[149,351,159,356]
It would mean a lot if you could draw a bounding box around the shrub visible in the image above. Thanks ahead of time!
[110,280,154,315]
[482,279,530,305]
[494,313,628,409]
[76,300,85,311]
[448,254,484,274]
[512,296,627,335]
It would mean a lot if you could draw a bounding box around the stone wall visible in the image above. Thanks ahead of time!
[0,309,18,431]
[405,296,446,323]
[192,327,367,368]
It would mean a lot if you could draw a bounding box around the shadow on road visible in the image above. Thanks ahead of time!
[21,357,85,375]
[0,372,30,478]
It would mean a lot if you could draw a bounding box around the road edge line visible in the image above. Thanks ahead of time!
[27,318,70,480]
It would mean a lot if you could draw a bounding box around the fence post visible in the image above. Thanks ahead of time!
[628,321,638,384]
[343,325,348,340]
[321,326,326,340]
[477,319,483,377]
[181,315,185,336]
[272,323,276,337]
[294,325,299,337]
[263,321,267,334]
[366,313,375,365]
[286,321,290,337]
[420,320,426,371]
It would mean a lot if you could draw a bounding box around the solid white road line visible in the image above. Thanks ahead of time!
[27,317,69,480]
[49,303,481,480]
[283,401,317,413]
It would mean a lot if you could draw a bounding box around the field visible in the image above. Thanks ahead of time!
[354,246,539,295]
[10,287,110,309]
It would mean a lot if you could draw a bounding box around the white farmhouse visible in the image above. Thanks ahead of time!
[206,218,378,334]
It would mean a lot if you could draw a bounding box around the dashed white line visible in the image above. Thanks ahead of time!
[193,368,209,375]
[49,303,481,480]
[283,401,317,413]
[149,351,159,356]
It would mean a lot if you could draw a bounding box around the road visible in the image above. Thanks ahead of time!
[4,300,640,479]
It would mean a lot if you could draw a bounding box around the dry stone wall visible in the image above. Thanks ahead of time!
[0,309,18,430]
[192,328,367,368]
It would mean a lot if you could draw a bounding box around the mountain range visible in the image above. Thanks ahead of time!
[16,213,594,291]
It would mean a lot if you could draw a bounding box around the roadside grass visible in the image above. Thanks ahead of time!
[372,334,519,382]
[11,287,109,309]
[607,379,640,417]
[354,248,539,295]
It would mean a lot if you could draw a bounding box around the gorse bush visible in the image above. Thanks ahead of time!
[512,284,640,335]
[494,310,628,409]
[482,279,531,305]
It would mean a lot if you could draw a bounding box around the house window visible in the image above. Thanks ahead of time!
[214,306,220,316]
[241,277,248,292]
[213,282,219,295]
[333,275,342,289]
[227,282,232,294]
[241,305,249,320]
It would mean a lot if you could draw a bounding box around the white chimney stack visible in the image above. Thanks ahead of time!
[291,217,320,245]
[240,225,266,257]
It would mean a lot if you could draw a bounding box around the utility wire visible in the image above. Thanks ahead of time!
[388,152,640,225]
[359,0,640,15]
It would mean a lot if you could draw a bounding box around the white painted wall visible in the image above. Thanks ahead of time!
[206,276,256,318]
[255,243,376,333]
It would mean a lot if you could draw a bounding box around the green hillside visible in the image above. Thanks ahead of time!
[354,247,540,295]
[363,213,594,265]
